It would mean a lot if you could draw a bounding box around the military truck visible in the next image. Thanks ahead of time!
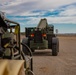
[22,18,59,56]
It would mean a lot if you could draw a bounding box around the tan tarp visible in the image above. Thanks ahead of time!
[0,60,25,75]
[37,19,47,29]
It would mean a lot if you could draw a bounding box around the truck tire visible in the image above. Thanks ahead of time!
[22,37,29,55]
[27,70,35,75]
[52,37,59,56]
[47,34,52,49]
[47,34,56,49]
[31,48,35,52]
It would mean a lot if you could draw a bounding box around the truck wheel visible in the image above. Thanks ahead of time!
[31,49,35,52]
[57,39,59,52]
[52,37,59,56]
[27,70,35,75]
[52,44,58,56]
[22,38,29,55]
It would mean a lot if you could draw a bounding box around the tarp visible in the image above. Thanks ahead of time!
[0,60,25,75]
[37,18,47,29]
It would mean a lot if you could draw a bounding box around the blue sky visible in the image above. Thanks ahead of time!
[0,0,76,33]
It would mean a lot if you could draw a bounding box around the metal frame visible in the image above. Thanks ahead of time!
[0,15,33,73]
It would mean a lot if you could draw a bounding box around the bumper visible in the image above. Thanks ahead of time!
[30,40,48,49]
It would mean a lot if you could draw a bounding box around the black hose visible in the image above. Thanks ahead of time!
[21,43,33,71]
[21,43,32,56]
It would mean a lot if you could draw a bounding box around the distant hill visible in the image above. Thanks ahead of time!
[20,32,76,37]
[57,33,76,37]
[20,32,25,35]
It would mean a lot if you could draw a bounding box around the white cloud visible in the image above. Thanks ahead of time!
[0,0,76,24]
[59,8,76,16]
[59,4,76,16]
[19,11,40,16]
[0,0,76,15]
[47,16,76,24]
[37,0,76,9]
[17,16,76,26]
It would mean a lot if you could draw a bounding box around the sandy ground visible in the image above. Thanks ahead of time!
[32,36,76,75]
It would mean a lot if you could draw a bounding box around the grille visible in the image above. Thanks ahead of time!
[34,31,43,43]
